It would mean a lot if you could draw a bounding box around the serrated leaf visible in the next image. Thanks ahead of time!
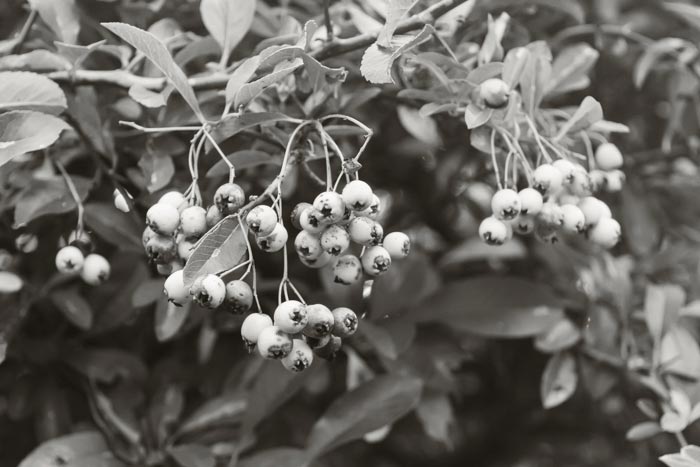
[155,300,191,342]
[18,431,110,467]
[554,96,602,139]
[377,0,419,48]
[225,56,261,108]
[28,0,81,44]
[51,288,93,330]
[183,217,248,288]
[464,103,492,129]
[361,24,433,84]
[200,0,256,63]
[546,43,599,95]
[0,71,66,114]
[0,111,71,168]
[14,176,90,228]
[169,444,215,467]
[540,352,577,409]
[0,271,23,294]
[306,374,422,456]
[102,22,203,121]
[397,105,441,147]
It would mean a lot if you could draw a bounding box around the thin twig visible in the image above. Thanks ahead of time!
[55,160,85,235]
[11,9,37,53]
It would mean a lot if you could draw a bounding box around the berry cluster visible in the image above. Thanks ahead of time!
[55,230,111,286]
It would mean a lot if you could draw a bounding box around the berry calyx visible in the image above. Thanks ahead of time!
[257,326,293,359]
[303,304,335,338]
[313,191,346,223]
[560,204,586,234]
[478,216,509,245]
[320,225,351,256]
[333,255,362,285]
[361,245,391,276]
[348,217,382,246]
[256,223,288,252]
[214,183,245,214]
[491,188,521,220]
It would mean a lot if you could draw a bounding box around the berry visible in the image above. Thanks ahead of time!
[146,234,177,264]
[560,204,586,234]
[159,191,187,210]
[146,203,180,236]
[142,226,156,249]
[274,300,308,333]
[537,203,564,228]
[383,232,410,259]
[180,206,208,237]
[578,197,610,228]
[512,215,535,235]
[332,307,358,338]
[595,143,623,171]
[303,304,335,338]
[206,205,223,228]
[257,326,293,359]
[361,245,391,276]
[55,246,84,274]
[177,237,196,261]
[246,205,278,236]
[315,335,342,360]
[491,189,521,220]
[605,170,625,192]
[294,230,323,260]
[214,183,245,214]
[113,189,131,213]
[552,159,577,183]
[569,169,592,197]
[164,270,190,306]
[320,225,351,256]
[299,251,335,269]
[333,255,362,285]
[342,180,374,211]
[281,339,313,372]
[337,205,354,226]
[518,188,543,216]
[256,223,288,253]
[313,191,346,223]
[291,202,312,230]
[299,208,326,234]
[80,254,110,285]
[358,194,381,219]
[303,334,331,350]
[348,217,383,246]
[479,78,510,108]
[224,280,253,314]
[478,216,509,245]
[588,170,607,192]
[190,274,226,308]
[241,313,273,347]
[533,164,563,196]
[589,217,621,248]
[15,233,38,253]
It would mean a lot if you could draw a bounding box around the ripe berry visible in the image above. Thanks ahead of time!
[294,230,323,260]
[304,334,331,350]
[342,180,374,211]
[533,164,563,196]
[206,205,223,228]
[595,143,623,170]
[605,170,625,192]
[159,191,187,210]
[383,232,410,259]
[299,251,335,269]
[537,203,564,228]
[177,236,196,261]
[333,255,362,285]
[291,202,312,230]
[15,233,38,253]
[588,170,607,192]
[257,326,293,359]
[491,189,521,220]
[315,335,342,360]
[274,300,308,333]
[361,245,391,276]
[256,223,288,252]
[348,217,383,246]
[332,307,358,338]
[518,188,543,216]
[164,270,190,306]
[241,313,273,348]
[300,208,326,234]
[146,203,180,236]
[552,159,577,183]
[224,280,253,314]
[578,197,611,228]
[320,225,351,256]
[512,215,535,235]
[55,246,84,274]
[214,183,245,214]
[303,304,334,338]
[80,254,110,285]
[337,205,354,226]
[560,204,586,234]
[479,78,510,109]
[589,217,621,248]
[281,339,313,372]
[478,216,509,245]
[358,194,381,219]
[146,234,177,264]
[190,274,226,308]
[569,169,592,197]
[113,189,131,213]
[246,205,278,237]
[180,206,208,237]
[313,191,346,223]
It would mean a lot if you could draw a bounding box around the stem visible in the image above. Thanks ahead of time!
[317,122,333,190]
[324,0,334,42]
[675,431,689,447]
[203,128,236,183]
[236,215,262,314]
[55,160,85,236]
[119,121,201,133]
[490,129,503,190]
[12,9,37,53]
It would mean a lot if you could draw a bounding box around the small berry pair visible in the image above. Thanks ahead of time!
[55,231,110,286]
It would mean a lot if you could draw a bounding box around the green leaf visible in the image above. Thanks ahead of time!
[306,374,423,456]
[415,393,455,447]
[200,0,256,63]
[50,288,93,330]
[102,22,203,121]
[467,62,504,85]
[502,47,530,88]
[0,71,67,114]
[621,186,660,256]
[478,0,585,24]
[546,43,599,95]
[28,0,81,44]
[554,96,603,139]
[0,111,71,168]
[377,0,419,48]
[435,0,477,37]
[665,2,700,32]
[634,38,689,89]
[84,203,142,252]
[520,41,552,116]
[54,40,107,70]
[361,24,433,84]
[397,105,442,147]
[18,431,111,467]
[540,352,577,409]
[209,112,292,146]
[225,56,261,108]
[478,13,509,64]
[128,83,171,108]
[14,176,90,228]
[138,149,175,193]
[169,444,215,467]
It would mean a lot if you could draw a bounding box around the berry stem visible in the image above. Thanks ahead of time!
[118,121,202,133]
[54,160,85,237]
[203,127,236,183]
[236,215,262,314]
[316,122,333,191]
[489,129,504,190]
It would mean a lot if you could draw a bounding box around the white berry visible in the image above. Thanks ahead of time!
[479,216,509,245]
[180,206,208,237]
[274,300,308,333]
[320,225,351,256]
[281,339,313,372]
[147,203,180,236]
[348,217,383,246]
[164,270,190,306]
[332,307,358,338]
[595,143,623,171]
[361,245,392,276]
[533,164,563,196]
[479,78,510,108]
[159,191,186,210]
[246,205,278,237]
[491,188,521,220]
[241,313,273,347]
[313,191,346,223]
[589,217,621,248]
[191,274,226,308]
[383,232,410,259]
[80,254,110,285]
[518,188,543,216]
[257,326,293,359]
[294,230,323,260]
[303,304,334,338]
[256,223,288,253]
[560,204,586,234]
[55,246,84,274]
[342,180,374,211]
[333,255,362,285]
[224,280,253,314]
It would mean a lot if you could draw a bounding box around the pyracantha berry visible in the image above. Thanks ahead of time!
[383,232,410,259]
[80,254,110,285]
[294,230,323,260]
[299,251,335,269]
[224,280,253,314]
[146,203,180,236]
[190,274,226,309]
[578,197,611,228]
[206,205,223,228]
[303,304,335,338]
[320,225,351,256]
[274,300,308,333]
[256,223,288,253]
[342,180,374,211]
[156,262,178,276]
[159,191,187,210]
[142,226,156,249]
[569,169,592,197]
[281,339,313,372]
[479,78,510,109]
[55,246,84,274]
[303,334,331,350]
[358,194,381,219]
[518,188,544,216]
[333,255,362,285]
[15,233,38,253]
[291,202,312,230]
[605,170,625,192]
[67,230,93,253]
[478,216,509,245]
[257,325,293,359]
[553,159,577,183]
[146,234,177,264]
[164,270,190,306]
[313,191,346,223]
[595,143,624,171]
[511,215,535,235]
[560,204,586,234]
[180,206,208,237]
[177,236,196,261]
[533,164,563,196]
[300,207,327,234]
[337,205,354,226]
[537,203,564,228]
[589,217,621,248]
[113,188,132,213]
[491,189,521,220]
[348,217,383,246]
[315,335,342,360]
[361,245,391,276]
[332,307,358,338]
[241,313,273,349]
[246,205,278,237]
[588,170,607,192]
[214,183,246,214]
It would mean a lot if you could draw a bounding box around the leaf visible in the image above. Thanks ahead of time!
[0,111,71,168]
[128,84,171,108]
[397,105,442,147]
[540,352,577,409]
[415,393,454,447]
[51,288,93,330]
[169,444,215,467]
[0,271,23,294]
[435,0,477,37]
[466,62,504,85]
[102,22,203,121]
[546,43,599,95]
[28,0,81,44]
[0,71,67,114]
[178,393,247,436]
[626,421,662,441]
[155,301,191,342]
[131,278,165,308]
[200,0,256,63]
[54,40,107,70]
[645,284,667,344]
[64,347,148,384]
[439,237,526,267]
[84,203,142,252]
[534,318,581,353]
[502,47,529,87]
[225,56,261,108]
[464,103,492,129]
[139,150,175,192]
[635,38,691,89]
[344,4,383,35]
[660,453,700,467]
[14,176,91,228]
[361,25,433,84]
[237,448,309,467]
[520,42,552,116]
[377,0,419,48]
[306,374,423,456]
[407,276,564,337]
[478,13,509,65]
[554,96,603,139]
[209,112,292,147]
[18,431,110,467]
[665,2,700,32]
[206,150,278,178]
[660,326,700,378]
[0,50,71,72]
[234,60,303,108]
[478,0,585,24]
